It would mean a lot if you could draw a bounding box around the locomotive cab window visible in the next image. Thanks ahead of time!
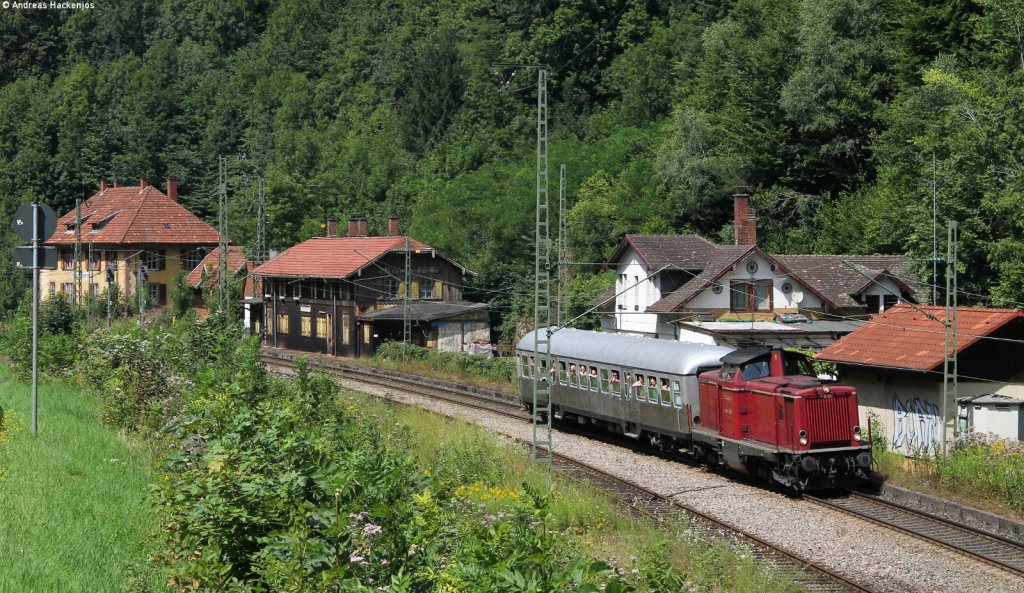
[719,364,737,382]
[741,360,770,380]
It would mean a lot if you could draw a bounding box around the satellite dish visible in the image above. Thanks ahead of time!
[792,290,804,304]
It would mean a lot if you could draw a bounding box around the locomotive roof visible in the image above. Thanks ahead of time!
[720,346,772,365]
[516,328,734,375]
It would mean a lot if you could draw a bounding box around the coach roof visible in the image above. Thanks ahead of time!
[517,328,734,375]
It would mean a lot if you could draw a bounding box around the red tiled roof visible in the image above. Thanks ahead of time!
[816,304,1024,371]
[45,184,222,246]
[252,236,435,279]
[188,245,248,289]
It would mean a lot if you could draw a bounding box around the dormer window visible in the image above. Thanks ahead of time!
[90,211,119,233]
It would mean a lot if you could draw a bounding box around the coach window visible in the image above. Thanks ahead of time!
[633,374,646,401]
[599,369,610,394]
[589,367,599,391]
[673,380,682,407]
[648,376,660,402]
[579,362,589,389]
[558,361,567,384]
[520,355,529,377]
[610,370,622,396]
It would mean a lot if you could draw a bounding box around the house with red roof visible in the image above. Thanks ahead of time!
[186,245,264,318]
[252,215,487,357]
[816,305,1024,454]
[592,195,921,349]
[42,179,221,308]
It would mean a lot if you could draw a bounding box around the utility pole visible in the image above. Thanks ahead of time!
[932,151,938,305]
[87,241,93,322]
[137,261,147,327]
[557,164,568,327]
[495,63,554,465]
[218,155,229,314]
[74,199,82,309]
[403,236,412,362]
[253,176,267,299]
[941,220,958,458]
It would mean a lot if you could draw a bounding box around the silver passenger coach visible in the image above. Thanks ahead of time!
[516,328,734,448]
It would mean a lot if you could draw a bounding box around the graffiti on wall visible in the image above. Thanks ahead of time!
[892,393,941,453]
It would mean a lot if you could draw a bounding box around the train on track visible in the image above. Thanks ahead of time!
[516,328,872,490]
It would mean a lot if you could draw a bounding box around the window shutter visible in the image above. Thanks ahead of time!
[158,284,167,305]
[411,281,420,299]
[398,282,406,298]
[434,280,443,300]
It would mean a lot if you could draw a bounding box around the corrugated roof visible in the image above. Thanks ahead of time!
[46,184,222,246]
[188,246,248,289]
[816,305,1023,371]
[251,236,464,279]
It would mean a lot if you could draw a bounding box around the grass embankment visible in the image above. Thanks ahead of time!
[0,364,161,593]
[387,394,801,592]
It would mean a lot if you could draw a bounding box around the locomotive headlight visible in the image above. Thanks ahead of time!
[799,429,808,446]
[853,425,862,441]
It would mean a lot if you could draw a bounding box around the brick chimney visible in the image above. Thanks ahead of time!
[139,178,148,189]
[733,194,757,246]
[356,216,369,237]
[347,215,359,237]
[99,179,108,192]
[326,217,337,237]
[166,178,178,203]
[388,214,400,236]
[113,180,124,188]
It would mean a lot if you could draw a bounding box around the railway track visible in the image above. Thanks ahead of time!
[806,492,1024,578]
[262,349,872,592]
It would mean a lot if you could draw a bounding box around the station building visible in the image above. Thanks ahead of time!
[42,179,221,307]
[816,305,1024,455]
[252,216,489,357]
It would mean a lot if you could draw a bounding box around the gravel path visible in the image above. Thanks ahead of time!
[346,378,1024,593]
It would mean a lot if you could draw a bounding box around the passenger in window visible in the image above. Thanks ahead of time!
[569,363,577,375]
[589,366,598,377]
[610,371,620,383]
[661,379,670,392]
[633,374,644,387]
[625,373,632,385]
[578,364,587,376]
[648,376,657,388]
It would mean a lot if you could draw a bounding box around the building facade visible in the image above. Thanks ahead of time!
[42,179,220,307]
[253,216,486,357]
[593,195,920,349]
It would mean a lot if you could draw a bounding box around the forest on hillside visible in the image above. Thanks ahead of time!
[2,0,1024,337]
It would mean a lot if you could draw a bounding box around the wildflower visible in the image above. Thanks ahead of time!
[380,559,390,566]
[363,524,383,537]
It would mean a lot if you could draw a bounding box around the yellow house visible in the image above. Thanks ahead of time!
[42,179,222,306]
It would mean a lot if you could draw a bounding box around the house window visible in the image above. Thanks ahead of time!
[277,313,288,333]
[730,280,773,312]
[301,316,312,337]
[291,282,301,299]
[181,248,205,272]
[419,280,435,299]
[49,282,56,296]
[143,250,166,271]
[317,315,329,339]
[865,295,880,314]
[384,278,398,298]
[148,283,167,305]
[104,251,118,270]
[89,283,98,297]
[60,250,74,271]
[62,282,74,294]
[88,250,101,271]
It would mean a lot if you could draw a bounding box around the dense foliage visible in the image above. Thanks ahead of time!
[3,1,1024,335]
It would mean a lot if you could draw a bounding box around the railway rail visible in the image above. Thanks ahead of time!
[806,492,1024,579]
[262,349,873,592]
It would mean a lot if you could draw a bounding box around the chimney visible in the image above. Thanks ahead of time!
[139,178,148,189]
[356,216,369,237]
[167,178,178,203]
[113,180,124,188]
[733,194,757,246]
[347,215,359,237]
[388,214,400,236]
[99,179,108,192]
[326,217,337,237]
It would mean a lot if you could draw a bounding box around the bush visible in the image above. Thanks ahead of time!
[374,341,516,385]
[937,432,1024,512]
